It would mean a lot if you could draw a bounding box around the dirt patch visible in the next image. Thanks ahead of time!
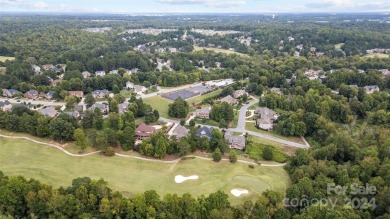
[282,146,297,156]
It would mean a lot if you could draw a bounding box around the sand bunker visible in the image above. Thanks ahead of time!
[231,189,249,197]
[175,175,199,183]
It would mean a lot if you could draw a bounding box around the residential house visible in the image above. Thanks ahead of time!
[255,107,279,131]
[270,87,282,95]
[51,79,62,87]
[233,90,246,99]
[254,107,279,120]
[171,125,189,139]
[126,81,134,89]
[130,68,139,74]
[31,65,41,74]
[256,118,274,131]
[88,103,108,114]
[82,71,91,78]
[42,64,54,71]
[109,70,118,75]
[224,131,246,150]
[45,91,55,100]
[133,85,147,94]
[92,89,110,98]
[195,107,211,119]
[304,69,320,80]
[38,107,58,118]
[118,103,128,114]
[68,91,84,98]
[135,123,156,140]
[2,89,19,97]
[220,95,238,105]
[379,69,390,76]
[24,89,39,99]
[64,110,80,119]
[310,47,317,52]
[364,85,380,94]
[0,100,12,111]
[169,48,177,53]
[95,71,106,77]
[196,126,213,139]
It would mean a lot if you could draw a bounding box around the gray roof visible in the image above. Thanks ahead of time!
[196,107,211,115]
[220,95,237,104]
[118,103,128,114]
[224,131,246,150]
[0,100,11,107]
[255,107,277,120]
[196,126,213,139]
[171,125,189,139]
[88,103,107,112]
[92,89,109,96]
[39,107,58,117]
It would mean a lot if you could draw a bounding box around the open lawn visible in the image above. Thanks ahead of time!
[120,89,133,98]
[0,56,15,62]
[245,122,305,144]
[0,137,290,205]
[143,96,173,118]
[187,89,222,105]
[362,53,389,59]
[334,43,344,49]
[193,46,250,58]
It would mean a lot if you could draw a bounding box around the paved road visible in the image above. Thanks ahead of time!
[159,97,310,149]
[0,98,65,106]
[236,99,258,131]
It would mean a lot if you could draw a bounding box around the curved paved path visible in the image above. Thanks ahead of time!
[0,134,285,167]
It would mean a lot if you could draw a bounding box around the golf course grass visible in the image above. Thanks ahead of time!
[193,46,250,58]
[362,53,389,59]
[0,56,15,62]
[0,137,290,205]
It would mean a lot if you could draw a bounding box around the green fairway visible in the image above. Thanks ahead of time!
[193,46,250,58]
[0,137,290,205]
[143,96,173,118]
[0,56,15,62]
[362,53,389,59]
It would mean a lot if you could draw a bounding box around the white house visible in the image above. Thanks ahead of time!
[95,71,106,77]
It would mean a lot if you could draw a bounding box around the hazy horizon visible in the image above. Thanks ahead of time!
[1,0,389,14]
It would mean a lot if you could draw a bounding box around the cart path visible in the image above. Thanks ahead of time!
[0,134,285,167]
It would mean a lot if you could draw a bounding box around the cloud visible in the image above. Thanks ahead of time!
[0,0,49,9]
[158,0,246,8]
[305,0,390,11]
[0,0,23,6]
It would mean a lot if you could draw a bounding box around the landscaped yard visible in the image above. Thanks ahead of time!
[120,89,133,98]
[245,122,305,144]
[143,96,173,118]
[0,137,290,205]
[193,111,239,128]
[334,43,344,49]
[193,46,250,58]
[0,56,15,62]
[187,89,222,105]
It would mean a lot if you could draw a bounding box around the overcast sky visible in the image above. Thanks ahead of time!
[1,0,389,13]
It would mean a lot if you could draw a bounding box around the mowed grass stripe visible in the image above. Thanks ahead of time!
[0,137,290,205]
